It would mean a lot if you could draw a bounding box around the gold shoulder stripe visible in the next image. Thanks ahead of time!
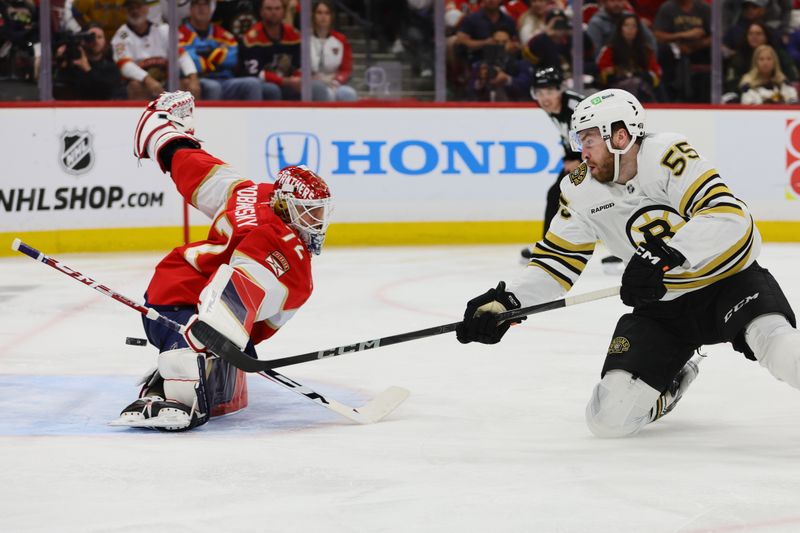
[530,247,586,275]
[191,164,222,207]
[693,204,744,218]
[537,244,590,265]
[664,241,753,290]
[665,217,753,280]
[678,169,719,216]
[529,260,574,291]
[544,231,596,253]
[690,185,734,216]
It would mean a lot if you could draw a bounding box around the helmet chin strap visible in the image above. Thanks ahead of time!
[605,137,637,184]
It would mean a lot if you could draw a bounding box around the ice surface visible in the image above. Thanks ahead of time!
[1,243,799,532]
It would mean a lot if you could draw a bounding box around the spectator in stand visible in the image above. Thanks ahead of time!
[450,0,517,96]
[54,22,124,99]
[368,0,408,54]
[0,0,37,89]
[0,0,39,80]
[455,0,518,65]
[445,0,480,33]
[111,0,200,99]
[402,0,435,79]
[469,28,533,100]
[68,0,126,42]
[653,0,711,102]
[723,0,784,53]
[179,0,261,100]
[282,0,299,27]
[587,0,657,59]
[214,0,259,38]
[523,9,573,77]
[310,0,357,101]
[596,12,662,101]
[788,25,800,74]
[630,0,668,28]
[724,20,797,93]
[143,0,193,25]
[239,0,300,100]
[517,0,550,45]
[503,0,529,23]
[738,43,799,103]
[723,0,791,44]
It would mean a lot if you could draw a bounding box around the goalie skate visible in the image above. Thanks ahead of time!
[133,90,200,165]
[110,396,203,432]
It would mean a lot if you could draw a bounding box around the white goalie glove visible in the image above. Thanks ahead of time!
[133,90,201,170]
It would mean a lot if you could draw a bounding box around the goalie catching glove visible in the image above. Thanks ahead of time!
[456,281,525,344]
[620,234,686,308]
[134,90,201,172]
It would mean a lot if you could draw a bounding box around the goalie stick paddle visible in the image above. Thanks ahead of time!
[190,285,621,373]
[11,238,408,424]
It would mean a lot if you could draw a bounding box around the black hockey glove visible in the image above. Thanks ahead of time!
[456,281,526,345]
[620,234,686,308]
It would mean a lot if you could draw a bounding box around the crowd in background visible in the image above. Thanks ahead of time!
[1,0,799,105]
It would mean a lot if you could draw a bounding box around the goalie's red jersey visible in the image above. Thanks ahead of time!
[146,149,313,344]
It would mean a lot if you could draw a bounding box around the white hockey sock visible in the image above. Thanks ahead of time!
[745,313,800,390]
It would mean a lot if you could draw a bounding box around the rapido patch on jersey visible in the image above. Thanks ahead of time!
[265,251,290,278]
[569,162,588,186]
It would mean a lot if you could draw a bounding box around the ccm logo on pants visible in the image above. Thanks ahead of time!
[724,293,759,323]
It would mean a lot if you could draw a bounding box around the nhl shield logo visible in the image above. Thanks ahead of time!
[59,130,94,175]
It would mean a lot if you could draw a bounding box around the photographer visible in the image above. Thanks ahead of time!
[469,29,531,101]
[54,24,123,100]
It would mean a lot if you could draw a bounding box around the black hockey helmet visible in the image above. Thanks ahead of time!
[531,67,563,90]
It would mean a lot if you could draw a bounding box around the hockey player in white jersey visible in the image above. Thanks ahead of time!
[457,88,800,438]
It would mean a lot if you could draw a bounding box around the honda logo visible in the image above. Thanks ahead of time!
[265,132,321,179]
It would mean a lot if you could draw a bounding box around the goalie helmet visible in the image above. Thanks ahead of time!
[569,88,645,154]
[271,166,333,255]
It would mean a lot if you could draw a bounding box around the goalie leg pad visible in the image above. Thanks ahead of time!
[585,370,661,438]
[746,313,800,390]
[159,348,209,412]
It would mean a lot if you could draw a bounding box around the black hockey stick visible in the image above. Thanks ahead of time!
[11,238,408,424]
[190,285,620,373]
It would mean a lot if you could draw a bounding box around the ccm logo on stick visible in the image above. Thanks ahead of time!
[724,293,759,323]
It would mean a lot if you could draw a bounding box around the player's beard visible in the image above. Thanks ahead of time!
[591,152,615,183]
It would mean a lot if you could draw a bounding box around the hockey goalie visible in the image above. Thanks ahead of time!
[112,91,333,431]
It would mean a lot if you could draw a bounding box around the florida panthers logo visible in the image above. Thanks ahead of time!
[625,205,688,247]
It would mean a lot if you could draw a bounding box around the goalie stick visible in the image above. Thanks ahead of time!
[190,286,621,373]
[11,238,408,424]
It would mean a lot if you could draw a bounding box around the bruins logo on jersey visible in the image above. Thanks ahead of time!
[569,162,588,186]
[608,336,631,355]
[625,205,689,248]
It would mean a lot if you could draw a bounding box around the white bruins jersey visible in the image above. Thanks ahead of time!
[510,132,761,306]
